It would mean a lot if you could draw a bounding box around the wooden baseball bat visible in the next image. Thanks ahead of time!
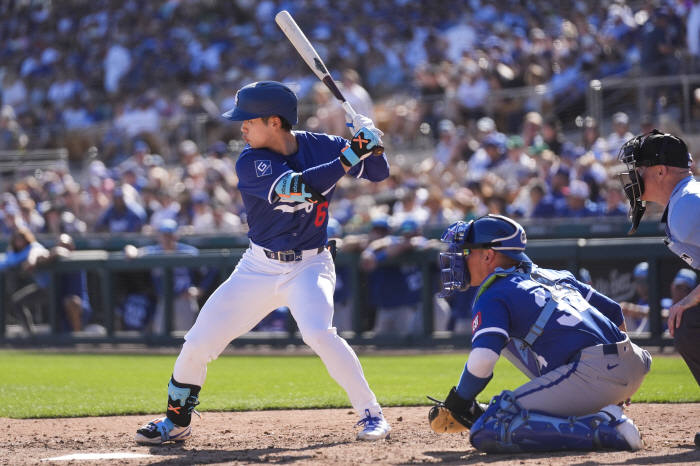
[275,10,384,156]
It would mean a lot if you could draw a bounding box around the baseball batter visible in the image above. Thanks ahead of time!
[428,214,651,453]
[135,81,391,444]
[617,129,700,445]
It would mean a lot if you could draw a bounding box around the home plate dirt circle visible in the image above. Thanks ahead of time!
[2,404,700,465]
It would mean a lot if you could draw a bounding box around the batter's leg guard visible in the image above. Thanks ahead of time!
[470,391,642,453]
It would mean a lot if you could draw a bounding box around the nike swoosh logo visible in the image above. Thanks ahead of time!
[607,364,619,370]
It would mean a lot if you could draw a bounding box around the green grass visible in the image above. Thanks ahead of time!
[0,351,697,418]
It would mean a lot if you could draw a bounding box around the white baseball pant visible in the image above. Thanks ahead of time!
[172,241,382,416]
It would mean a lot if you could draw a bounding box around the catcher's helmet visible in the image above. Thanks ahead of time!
[617,129,692,234]
[438,214,530,297]
[222,81,298,125]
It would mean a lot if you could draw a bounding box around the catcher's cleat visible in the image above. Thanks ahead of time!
[134,417,191,445]
[355,409,391,441]
[599,405,644,451]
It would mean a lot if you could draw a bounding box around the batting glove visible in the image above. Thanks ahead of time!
[345,113,384,139]
[340,127,381,167]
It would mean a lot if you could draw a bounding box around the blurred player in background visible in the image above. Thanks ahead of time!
[135,81,391,445]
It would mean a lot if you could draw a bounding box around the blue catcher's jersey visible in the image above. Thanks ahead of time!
[470,266,625,376]
[236,131,389,251]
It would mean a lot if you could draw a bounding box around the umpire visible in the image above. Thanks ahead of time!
[618,130,700,444]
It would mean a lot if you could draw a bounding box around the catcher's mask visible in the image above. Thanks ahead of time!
[438,214,531,297]
[617,129,692,235]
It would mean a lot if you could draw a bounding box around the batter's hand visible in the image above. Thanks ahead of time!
[345,114,384,139]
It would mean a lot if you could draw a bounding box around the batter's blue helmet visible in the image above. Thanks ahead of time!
[222,81,298,125]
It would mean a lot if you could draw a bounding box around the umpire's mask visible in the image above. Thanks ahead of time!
[617,129,692,235]
[438,214,531,297]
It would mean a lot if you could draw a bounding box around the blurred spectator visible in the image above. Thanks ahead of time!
[467,133,507,182]
[561,180,598,218]
[326,218,353,333]
[18,196,45,233]
[640,6,681,78]
[541,116,564,156]
[620,262,650,334]
[361,218,427,335]
[600,180,628,217]
[194,202,242,234]
[341,69,375,121]
[446,286,477,335]
[103,36,132,94]
[94,186,145,233]
[0,227,47,335]
[689,0,700,72]
[392,184,429,226]
[493,135,535,187]
[31,234,93,333]
[117,140,151,174]
[252,307,290,333]
[579,268,593,286]
[606,112,634,160]
[0,105,28,150]
[580,116,608,161]
[123,219,216,333]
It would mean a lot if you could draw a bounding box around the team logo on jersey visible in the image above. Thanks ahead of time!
[255,160,272,177]
[472,312,481,333]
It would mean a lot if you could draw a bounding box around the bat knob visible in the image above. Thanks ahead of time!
[373,146,385,156]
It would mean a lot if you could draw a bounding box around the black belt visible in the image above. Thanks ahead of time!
[569,341,624,363]
[263,246,325,262]
[602,343,620,355]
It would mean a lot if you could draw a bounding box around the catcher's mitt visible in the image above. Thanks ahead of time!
[427,387,487,434]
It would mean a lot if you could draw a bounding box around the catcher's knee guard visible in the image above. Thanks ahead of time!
[470,390,637,453]
[166,377,201,428]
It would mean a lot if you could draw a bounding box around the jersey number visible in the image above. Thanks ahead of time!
[315,201,329,227]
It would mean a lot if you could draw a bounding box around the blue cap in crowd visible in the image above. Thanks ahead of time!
[633,262,649,279]
[158,219,178,234]
[371,215,391,230]
[397,218,420,235]
[673,269,697,289]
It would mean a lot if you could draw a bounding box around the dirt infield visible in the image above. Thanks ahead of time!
[2,404,699,465]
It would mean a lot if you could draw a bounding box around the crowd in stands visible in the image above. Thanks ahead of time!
[0,0,699,239]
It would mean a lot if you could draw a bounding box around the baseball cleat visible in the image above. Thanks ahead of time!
[599,405,644,451]
[135,417,191,445]
[355,409,391,441]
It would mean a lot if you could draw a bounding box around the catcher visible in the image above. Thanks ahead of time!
[428,214,651,453]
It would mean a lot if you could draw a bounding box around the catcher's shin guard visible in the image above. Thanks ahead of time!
[166,377,202,428]
[470,391,641,453]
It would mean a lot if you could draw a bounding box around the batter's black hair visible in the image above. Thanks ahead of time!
[261,115,293,132]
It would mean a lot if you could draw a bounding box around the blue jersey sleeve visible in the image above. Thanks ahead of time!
[301,159,349,194]
[346,148,390,182]
[471,294,511,352]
